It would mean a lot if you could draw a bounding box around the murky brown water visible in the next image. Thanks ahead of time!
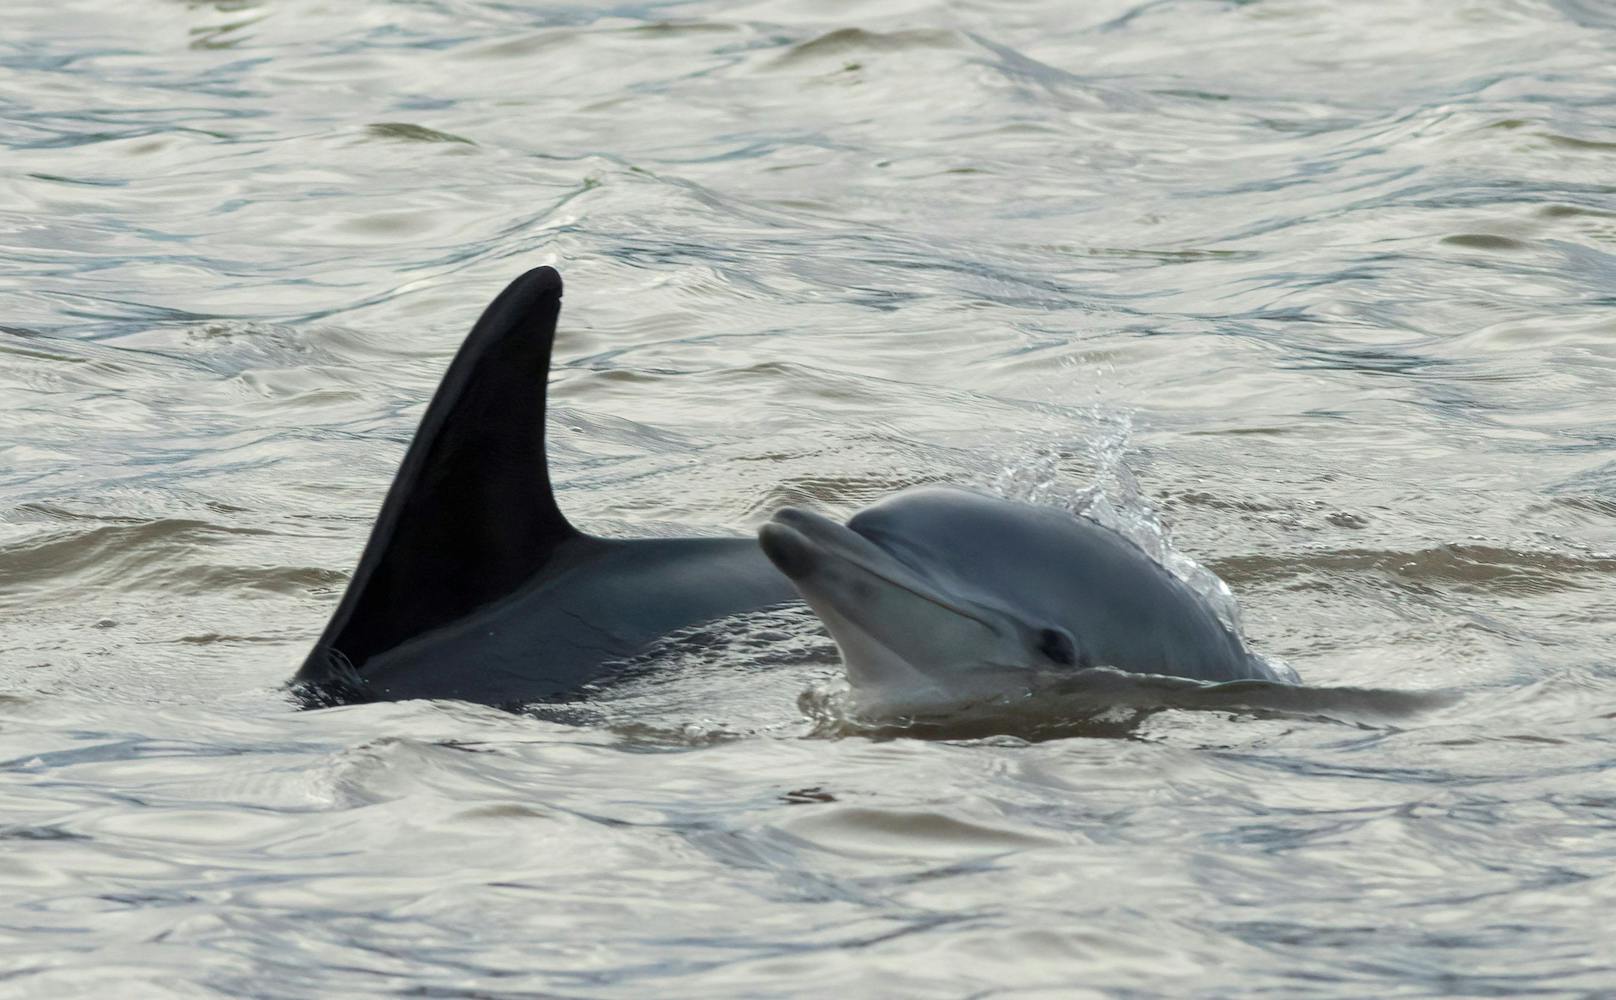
[3,0,1615,995]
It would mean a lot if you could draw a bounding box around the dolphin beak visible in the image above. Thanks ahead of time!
[760,507,892,582]
[757,519,819,581]
[759,507,996,629]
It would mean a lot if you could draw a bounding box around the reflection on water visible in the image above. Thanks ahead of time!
[3,0,1616,996]
[797,665,1463,743]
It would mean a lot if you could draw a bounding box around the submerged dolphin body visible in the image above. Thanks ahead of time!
[294,267,797,706]
[759,488,1293,716]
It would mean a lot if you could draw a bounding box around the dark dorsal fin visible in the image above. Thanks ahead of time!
[304,267,576,678]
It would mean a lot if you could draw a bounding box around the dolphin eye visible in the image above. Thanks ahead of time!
[1037,628,1077,667]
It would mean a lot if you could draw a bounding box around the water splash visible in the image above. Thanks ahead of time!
[987,406,1254,639]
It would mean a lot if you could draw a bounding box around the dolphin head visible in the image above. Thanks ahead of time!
[759,486,1099,714]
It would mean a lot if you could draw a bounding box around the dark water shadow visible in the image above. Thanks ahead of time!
[809,667,1462,743]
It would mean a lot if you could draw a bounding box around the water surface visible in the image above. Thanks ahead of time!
[3,0,1615,995]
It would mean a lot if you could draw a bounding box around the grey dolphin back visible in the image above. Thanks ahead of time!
[296,267,577,695]
[294,267,797,707]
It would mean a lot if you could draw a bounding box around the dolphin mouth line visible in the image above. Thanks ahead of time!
[763,510,999,633]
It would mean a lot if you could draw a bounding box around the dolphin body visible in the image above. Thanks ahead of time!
[759,489,1293,716]
[295,265,1287,711]
[293,267,797,706]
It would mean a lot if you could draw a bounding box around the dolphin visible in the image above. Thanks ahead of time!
[758,487,1294,716]
[293,267,797,706]
[294,266,1288,713]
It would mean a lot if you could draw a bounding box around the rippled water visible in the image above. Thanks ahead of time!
[4,0,1616,995]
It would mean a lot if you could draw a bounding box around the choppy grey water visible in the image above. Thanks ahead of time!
[3,0,1615,996]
